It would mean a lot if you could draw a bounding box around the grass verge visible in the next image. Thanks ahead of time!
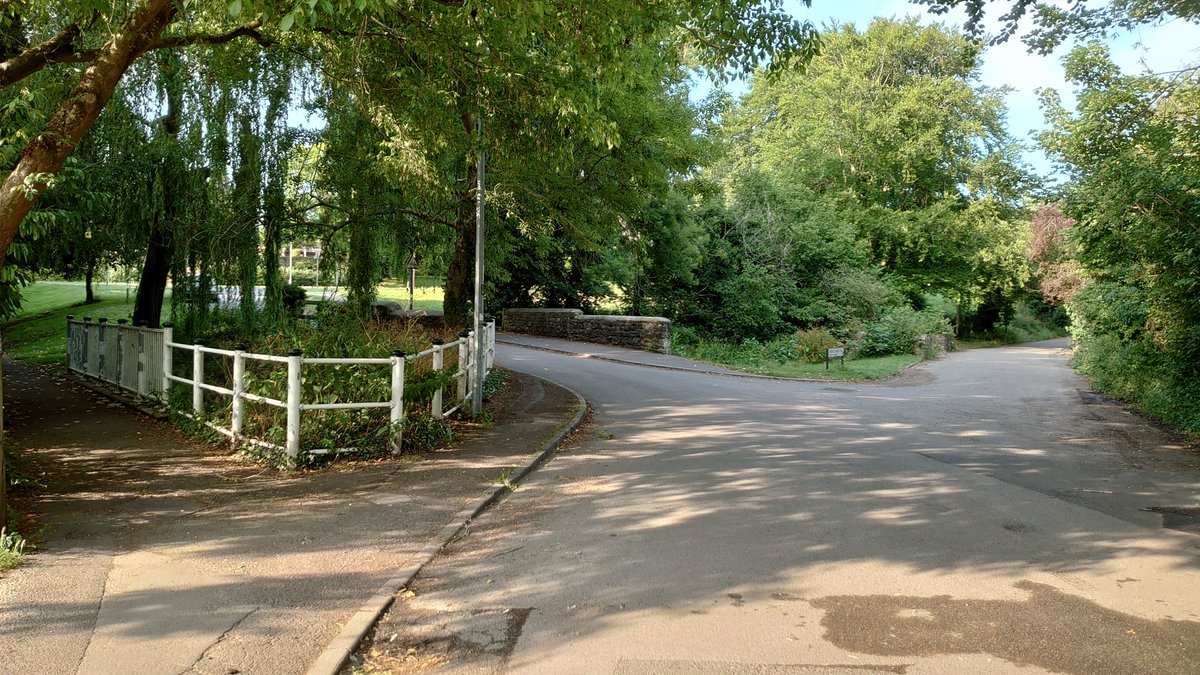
[712,354,922,380]
[1,282,152,365]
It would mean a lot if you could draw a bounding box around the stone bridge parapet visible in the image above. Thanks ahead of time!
[502,308,671,354]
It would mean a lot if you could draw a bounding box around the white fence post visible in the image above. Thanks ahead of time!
[84,317,97,376]
[486,319,495,370]
[192,339,205,415]
[97,318,108,379]
[286,348,303,464]
[390,349,406,455]
[66,316,77,371]
[161,323,173,403]
[457,331,470,404]
[231,343,247,443]
[431,339,444,420]
[466,329,477,409]
[136,323,148,396]
[116,319,128,386]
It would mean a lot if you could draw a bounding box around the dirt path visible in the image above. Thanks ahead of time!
[0,359,580,675]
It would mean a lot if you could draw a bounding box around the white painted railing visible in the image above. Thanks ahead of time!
[67,317,495,466]
[67,316,165,399]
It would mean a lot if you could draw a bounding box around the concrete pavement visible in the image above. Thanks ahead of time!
[0,360,583,675]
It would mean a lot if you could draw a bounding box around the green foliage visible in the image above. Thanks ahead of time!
[917,0,1200,53]
[481,369,509,400]
[676,333,921,380]
[795,327,840,364]
[281,283,306,315]
[668,18,1036,345]
[1038,44,1200,433]
[679,333,802,369]
[858,306,953,358]
[174,307,465,466]
[0,527,27,571]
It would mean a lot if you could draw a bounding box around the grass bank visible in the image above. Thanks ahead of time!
[676,336,922,381]
[0,278,448,366]
[1,282,150,365]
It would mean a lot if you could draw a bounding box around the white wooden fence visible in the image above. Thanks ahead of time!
[66,316,496,466]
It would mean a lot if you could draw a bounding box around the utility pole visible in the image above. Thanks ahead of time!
[472,118,486,416]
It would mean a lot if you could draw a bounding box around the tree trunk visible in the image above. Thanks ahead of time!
[84,263,95,303]
[133,228,171,327]
[0,0,174,271]
[132,52,184,328]
[443,165,478,326]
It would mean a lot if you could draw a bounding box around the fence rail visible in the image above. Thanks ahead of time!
[67,317,165,399]
[66,317,495,466]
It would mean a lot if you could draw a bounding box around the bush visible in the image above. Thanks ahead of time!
[282,283,307,315]
[670,324,700,354]
[859,306,952,357]
[796,326,840,363]
[176,307,464,467]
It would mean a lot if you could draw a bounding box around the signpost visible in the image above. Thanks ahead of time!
[826,346,845,370]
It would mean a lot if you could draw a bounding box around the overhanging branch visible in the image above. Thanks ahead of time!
[0,18,271,89]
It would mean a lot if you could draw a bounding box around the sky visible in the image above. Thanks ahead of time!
[726,0,1200,178]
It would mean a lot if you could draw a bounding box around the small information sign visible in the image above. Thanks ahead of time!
[826,346,845,370]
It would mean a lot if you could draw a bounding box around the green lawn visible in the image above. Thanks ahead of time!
[2,282,152,365]
[375,278,443,311]
[701,353,922,380]
[302,277,445,312]
[1,279,447,365]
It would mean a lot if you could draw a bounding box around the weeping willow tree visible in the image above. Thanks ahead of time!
[298,95,450,315]
[118,42,299,337]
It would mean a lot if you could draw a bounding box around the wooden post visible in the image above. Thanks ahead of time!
[231,343,247,443]
[192,339,204,415]
[161,323,173,403]
[390,350,406,455]
[116,319,127,386]
[97,318,108,380]
[286,349,302,464]
[431,339,444,420]
[84,317,96,376]
[458,331,470,404]
[136,327,148,396]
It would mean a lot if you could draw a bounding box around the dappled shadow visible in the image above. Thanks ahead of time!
[0,359,579,673]
[361,340,1200,672]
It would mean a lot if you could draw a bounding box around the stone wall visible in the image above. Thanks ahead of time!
[502,308,671,354]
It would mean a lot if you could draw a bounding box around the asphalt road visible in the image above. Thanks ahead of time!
[372,339,1200,674]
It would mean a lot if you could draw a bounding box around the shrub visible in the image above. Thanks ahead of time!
[174,307,465,467]
[282,284,307,315]
[0,527,26,571]
[796,326,840,363]
[860,306,952,357]
[670,324,700,353]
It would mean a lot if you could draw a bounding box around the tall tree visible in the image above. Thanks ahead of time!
[724,18,1032,311]
[914,0,1200,50]
[0,0,273,272]
[1041,43,1200,376]
[325,0,821,323]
